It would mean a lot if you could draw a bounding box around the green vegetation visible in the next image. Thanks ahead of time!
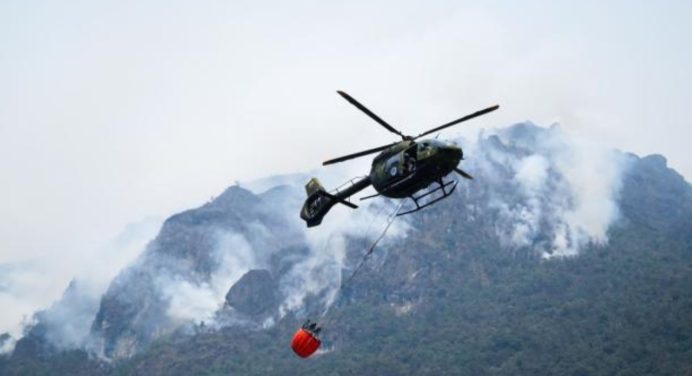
[116,216,692,376]
[6,204,689,375]
[2,152,691,375]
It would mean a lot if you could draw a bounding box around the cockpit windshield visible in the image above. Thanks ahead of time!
[419,139,449,151]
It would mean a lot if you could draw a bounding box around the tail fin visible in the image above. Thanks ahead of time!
[305,178,324,197]
[300,178,358,227]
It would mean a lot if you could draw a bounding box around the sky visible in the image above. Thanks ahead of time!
[1,0,691,337]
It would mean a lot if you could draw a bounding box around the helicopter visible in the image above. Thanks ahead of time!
[300,91,499,227]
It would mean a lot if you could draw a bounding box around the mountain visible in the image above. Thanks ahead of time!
[88,184,308,358]
[1,123,691,375]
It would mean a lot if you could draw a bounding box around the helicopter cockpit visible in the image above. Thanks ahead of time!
[385,145,418,178]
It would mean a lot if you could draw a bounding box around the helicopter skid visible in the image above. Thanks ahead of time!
[396,178,457,216]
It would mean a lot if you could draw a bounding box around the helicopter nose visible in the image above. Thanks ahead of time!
[442,144,463,164]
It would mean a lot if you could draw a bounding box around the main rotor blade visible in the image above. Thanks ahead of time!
[323,142,397,166]
[454,167,474,180]
[415,104,499,139]
[337,91,407,139]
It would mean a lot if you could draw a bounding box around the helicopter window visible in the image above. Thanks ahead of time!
[429,139,445,147]
[386,155,400,177]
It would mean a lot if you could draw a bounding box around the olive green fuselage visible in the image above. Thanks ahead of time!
[299,138,463,227]
[368,139,462,198]
[300,91,497,227]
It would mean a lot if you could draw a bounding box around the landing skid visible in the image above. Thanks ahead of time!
[396,178,457,216]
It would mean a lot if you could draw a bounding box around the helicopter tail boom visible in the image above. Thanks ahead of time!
[300,177,371,227]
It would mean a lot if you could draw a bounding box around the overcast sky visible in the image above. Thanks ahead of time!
[1,0,691,336]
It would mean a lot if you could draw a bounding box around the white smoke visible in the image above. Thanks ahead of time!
[101,124,627,351]
[0,337,14,355]
[160,231,257,326]
[0,217,161,353]
[230,166,409,320]
[468,123,627,257]
[0,262,49,344]
[148,173,410,331]
[278,197,410,317]
[162,279,220,325]
[2,122,628,357]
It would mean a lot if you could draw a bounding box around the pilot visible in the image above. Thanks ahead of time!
[403,153,416,174]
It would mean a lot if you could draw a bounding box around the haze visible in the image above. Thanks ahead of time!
[1,0,690,337]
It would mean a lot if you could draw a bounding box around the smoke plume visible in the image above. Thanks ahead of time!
[465,123,628,257]
[4,122,629,358]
